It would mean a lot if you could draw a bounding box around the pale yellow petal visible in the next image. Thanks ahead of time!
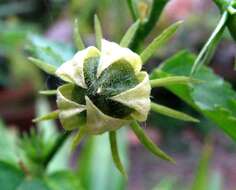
[97,39,142,77]
[56,46,100,88]
[110,72,151,121]
[57,84,86,130]
[85,96,130,135]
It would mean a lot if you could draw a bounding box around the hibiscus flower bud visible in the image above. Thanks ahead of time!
[55,39,151,134]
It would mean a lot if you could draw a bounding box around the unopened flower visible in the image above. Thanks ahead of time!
[30,19,198,177]
[55,39,151,134]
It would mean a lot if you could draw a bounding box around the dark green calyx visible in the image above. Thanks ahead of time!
[71,56,140,118]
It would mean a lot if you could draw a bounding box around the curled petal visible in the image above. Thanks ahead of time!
[97,39,142,77]
[57,84,86,130]
[56,46,100,88]
[85,96,130,134]
[110,72,151,121]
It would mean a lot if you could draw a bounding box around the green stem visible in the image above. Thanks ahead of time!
[191,11,228,75]
[211,0,236,40]
[43,131,71,168]
[127,0,137,20]
[129,0,169,51]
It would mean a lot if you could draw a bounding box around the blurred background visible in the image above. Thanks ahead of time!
[0,0,236,189]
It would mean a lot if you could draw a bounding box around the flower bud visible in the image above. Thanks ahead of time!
[55,39,151,134]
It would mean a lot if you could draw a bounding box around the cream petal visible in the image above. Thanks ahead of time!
[57,84,86,130]
[97,39,142,77]
[56,46,100,88]
[85,96,130,135]
[110,72,151,121]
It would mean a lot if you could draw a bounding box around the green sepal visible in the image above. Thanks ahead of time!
[151,102,199,123]
[109,131,127,178]
[74,19,85,51]
[130,121,175,163]
[57,84,86,130]
[39,90,57,96]
[94,15,103,50]
[150,76,201,88]
[85,96,129,134]
[72,126,86,150]
[28,57,56,75]
[120,20,140,48]
[32,110,59,123]
[140,21,183,63]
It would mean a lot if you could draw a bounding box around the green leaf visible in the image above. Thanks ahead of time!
[151,51,236,141]
[17,179,50,190]
[141,21,183,63]
[152,178,177,190]
[130,121,175,163]
[120,20,140,48]
[46,136,72,174]
[27,35,74,70]
[0,119,19,164]
[94,15,103,50]
[46,171,84,190]
[109,131,127,178]
[74,19,85,51]
[151,102,199,123]
[191,12,228,74]
[0,161,24,190]
[35,98,59,157]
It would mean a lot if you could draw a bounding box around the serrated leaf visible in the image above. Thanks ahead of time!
[151,50,236,141]
[141,21,183,63]
[130,121,175,163]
